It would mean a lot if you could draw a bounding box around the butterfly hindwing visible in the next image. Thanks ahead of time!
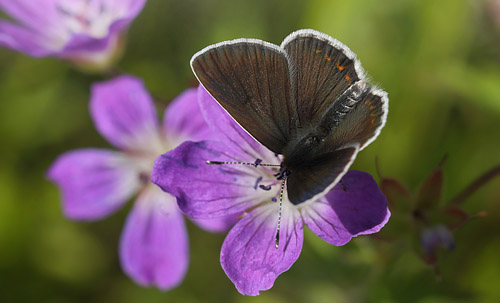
[191,40,295,154]
[286,145,359,205]
[318,82,388,150]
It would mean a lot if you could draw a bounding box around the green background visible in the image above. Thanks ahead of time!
[1,0,500,302]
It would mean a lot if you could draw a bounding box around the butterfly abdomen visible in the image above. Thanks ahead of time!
[319,81,370,133]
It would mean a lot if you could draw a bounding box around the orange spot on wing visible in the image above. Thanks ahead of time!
[371,119,375,125]
[315,49,322,53]
[345,75,351,81]
[324,54,331,61]
[365,100,372,105]
[369,105,375,110]
[370,113,376,117]
[337,62,347,71]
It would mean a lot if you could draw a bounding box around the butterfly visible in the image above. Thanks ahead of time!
[190,29,388,206]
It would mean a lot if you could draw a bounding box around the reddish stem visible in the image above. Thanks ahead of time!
[449,165,500,205]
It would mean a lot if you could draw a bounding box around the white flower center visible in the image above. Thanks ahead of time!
[58,0,125,37]
[237,158,284,205]
[48,0,127,50]
[129,130,189,186]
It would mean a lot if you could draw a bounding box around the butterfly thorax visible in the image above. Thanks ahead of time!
[281,128,328,171]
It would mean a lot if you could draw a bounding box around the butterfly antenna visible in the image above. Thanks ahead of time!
[206,159,280,167]
[275,176,286,249]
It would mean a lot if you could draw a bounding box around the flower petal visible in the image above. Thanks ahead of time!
[61,32,116,54]
[125,0,148,18]
[0,0,60,30]
[152,140,273,218]
[163,86,212,142]
[302,170,390,246]
[198,86,276,162]
[47,149,141,220]
[191,214,239,233]
[0,0,146,58]
[0,20,51,57]
[120,186,188,291]
[221,203,303,296]
[59,0,145,55]
[90,75,164,153]
[60,20,126,55]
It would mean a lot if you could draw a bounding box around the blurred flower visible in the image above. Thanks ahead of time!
[378,158,495,274]
[0,0,146,71]
[152,87,391,296]
[48,75,235,290]
[420,224,455,256]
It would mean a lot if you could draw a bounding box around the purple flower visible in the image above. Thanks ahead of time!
[152,87,391,295]
[420,224,455,255]
[48,75,234,290]
[0,0,146,69]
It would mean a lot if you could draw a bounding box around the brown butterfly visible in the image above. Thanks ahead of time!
[191,29,388,207]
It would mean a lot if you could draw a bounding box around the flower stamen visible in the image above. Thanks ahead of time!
[253,176,263,190]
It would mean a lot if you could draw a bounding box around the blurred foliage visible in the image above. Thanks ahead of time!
[1,0,500,302]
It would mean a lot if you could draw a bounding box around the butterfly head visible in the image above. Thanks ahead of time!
[273,165,291,180]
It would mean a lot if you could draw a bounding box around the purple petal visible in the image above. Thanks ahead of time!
[60,19,126,55]
[47,149,141,220]
[152,140,271,218]
[191,214,240,233]
[0,20,51,57]
[58,0,146,55]
[0,0,60,30]
[120,186,189,291]
[221,204,303,296]
[420,224,455,255]
[61,32,116,54]
[125,0,148,18]
[198,86,275,161]
[302,170,390,246]
[0,0,146,58]
[163,87,212,142]
[90,75,164,153]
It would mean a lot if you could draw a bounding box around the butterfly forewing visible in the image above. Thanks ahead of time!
[286,145,359,205]
[191,40,295,154]
[281,30,363,126]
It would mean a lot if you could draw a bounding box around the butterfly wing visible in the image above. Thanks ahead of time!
[286,144,359,205]
[191,39,296,154]
[318,82,388,150]
[281,29,365,125]
[281,30,388,204]
[281,29,387,149]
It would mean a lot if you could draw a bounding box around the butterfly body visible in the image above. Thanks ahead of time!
[191,29,388,205]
